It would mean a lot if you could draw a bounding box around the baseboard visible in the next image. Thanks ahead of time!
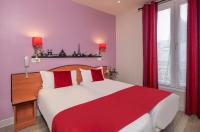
[0,117,14,128]
[0,109,41,128]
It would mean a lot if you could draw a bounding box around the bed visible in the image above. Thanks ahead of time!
[80,79,180,131]
[38,85,153,132]
[11,64,179,132]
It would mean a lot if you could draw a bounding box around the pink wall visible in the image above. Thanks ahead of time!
[0,0,116,120]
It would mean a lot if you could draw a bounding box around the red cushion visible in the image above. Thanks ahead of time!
[91,69,104,82]
[53,71,72,88]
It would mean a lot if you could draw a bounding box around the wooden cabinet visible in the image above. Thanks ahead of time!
[12,96,36,131]
[11,73,40,131]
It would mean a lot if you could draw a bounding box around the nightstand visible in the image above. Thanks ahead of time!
[12,96,36,131]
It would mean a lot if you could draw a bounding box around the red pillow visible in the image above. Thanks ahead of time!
[91,69,104,82]
[53,71,72,88]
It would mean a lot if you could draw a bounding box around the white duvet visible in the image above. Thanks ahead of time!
[38,85,153,132]
[38,79,179,132]
[81,79,180,131]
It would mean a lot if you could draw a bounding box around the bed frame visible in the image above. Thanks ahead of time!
[11,64,107,104]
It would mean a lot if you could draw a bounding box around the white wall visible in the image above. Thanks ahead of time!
[116,7,185,111]
[116,8,143,85]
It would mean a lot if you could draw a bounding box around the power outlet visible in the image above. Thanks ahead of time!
[97,57,102,61]
[31,58,41,63]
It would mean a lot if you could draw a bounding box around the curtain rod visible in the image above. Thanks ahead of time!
[138,0,171,11]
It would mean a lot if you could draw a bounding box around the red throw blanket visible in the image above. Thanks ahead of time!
[52,86,171,132]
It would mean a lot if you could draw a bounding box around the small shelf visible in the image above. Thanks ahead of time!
[13,99,36,130]
[32,55,102,58]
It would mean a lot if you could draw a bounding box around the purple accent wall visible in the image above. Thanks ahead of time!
[0,0,116,120]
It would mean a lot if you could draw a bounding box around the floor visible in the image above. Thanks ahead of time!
[1,112,200,132]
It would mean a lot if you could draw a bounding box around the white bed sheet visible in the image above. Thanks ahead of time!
[80,79,180,131]
[38,85,153,132]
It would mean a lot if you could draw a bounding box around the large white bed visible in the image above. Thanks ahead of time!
[38,85,153,132]
[80,79,180,132]
[12,64,178,132]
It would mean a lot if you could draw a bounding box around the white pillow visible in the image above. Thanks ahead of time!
[71,70,77,85]
[40,71,55,89]
[40,70,77,89]
[80,69,93,83]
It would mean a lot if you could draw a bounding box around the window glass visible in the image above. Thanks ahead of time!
[157,1,187,90]
[157,8,171,85]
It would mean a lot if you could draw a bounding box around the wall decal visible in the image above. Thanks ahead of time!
[32,44,101,58]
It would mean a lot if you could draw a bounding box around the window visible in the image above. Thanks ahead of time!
[157,0,187,91]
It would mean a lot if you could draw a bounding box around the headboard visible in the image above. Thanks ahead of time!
[11,65,107,104]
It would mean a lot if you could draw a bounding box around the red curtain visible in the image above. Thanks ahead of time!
[186,0,200,117]
[198,0,200,117]
[142,2,158,89]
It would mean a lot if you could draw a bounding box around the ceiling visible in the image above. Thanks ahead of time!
[73,0,148,16]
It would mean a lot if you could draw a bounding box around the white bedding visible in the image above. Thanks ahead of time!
[81,79,180,131]
[38,85,153,132]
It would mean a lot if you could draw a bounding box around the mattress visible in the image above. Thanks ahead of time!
[37,85,153,132]
[80,79,179,131]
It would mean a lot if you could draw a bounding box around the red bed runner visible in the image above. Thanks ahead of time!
[52,86,171,132]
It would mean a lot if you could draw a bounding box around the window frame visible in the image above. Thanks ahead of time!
[157,0,187,92]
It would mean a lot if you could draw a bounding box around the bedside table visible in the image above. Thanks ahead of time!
[12,96,36,131]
